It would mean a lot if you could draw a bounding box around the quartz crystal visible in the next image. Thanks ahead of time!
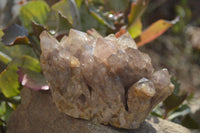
[40,29,174,129]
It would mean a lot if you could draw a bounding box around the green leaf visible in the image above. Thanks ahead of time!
[4,103,13,121]
[151,105,163,118]
[51,0,73,23]
[17,55,41,72]
[46,0,79,35]
[0,68,20,98]
[0,29,4,39]
[167,104,190,120]
[50,0,80,29]
[127,0,149,27]
[163,93,187,112]
[32,21,47,39]
[0,102,6,116]
[0,52,11,64]
[88,6,115,30]
[105,0,129,12]
[17,68,49,91]
[181,114,199,129]
[2,24,29,46]
[0,44,36,59]
[163,77,187,113]
[20,1,50,31]
[0,101,14,122]
[135,19,178,47]
[171,77,180,95]
[0,61,7,74]
[128,18,142,38]
[0,55,40,98]
[75,0,83,8]
[0,93,20,106]
[57,12,73,35]
[79,4,107,35]
[68,0,81,29]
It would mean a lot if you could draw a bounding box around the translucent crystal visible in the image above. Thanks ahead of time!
[68,29,93,57]
[40,31,59,52]
[94,37,117,63]
[40,29,174,129]
[117,32,138,50]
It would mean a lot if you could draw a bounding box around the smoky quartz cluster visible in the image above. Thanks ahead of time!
[40,29,174,129]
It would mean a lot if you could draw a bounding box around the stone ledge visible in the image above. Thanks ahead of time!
[7,88,191,133]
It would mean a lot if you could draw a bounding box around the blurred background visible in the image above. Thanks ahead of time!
[0,0,200,132]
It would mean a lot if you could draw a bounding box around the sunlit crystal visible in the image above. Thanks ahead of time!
[40,29,174,129]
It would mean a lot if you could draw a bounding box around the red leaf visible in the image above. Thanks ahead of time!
[87,28,102,38]
[136,18,179,47]
[17,67,49,91]
[115,28,127,38]
[18,0,27,5]
[2,24,29,46]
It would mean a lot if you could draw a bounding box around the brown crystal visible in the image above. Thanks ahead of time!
[40,29,174,129]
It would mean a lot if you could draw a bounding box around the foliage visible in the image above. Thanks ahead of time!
[172,0,191,33]
[0,0,180,132]
[151,77,199,129]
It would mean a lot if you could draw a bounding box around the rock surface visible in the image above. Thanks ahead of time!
[39,29,174,129]
[7,88,191,133]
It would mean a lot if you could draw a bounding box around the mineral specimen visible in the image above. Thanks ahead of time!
[40,29,174,129]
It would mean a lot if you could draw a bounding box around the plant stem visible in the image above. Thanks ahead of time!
[163,110,169,119]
